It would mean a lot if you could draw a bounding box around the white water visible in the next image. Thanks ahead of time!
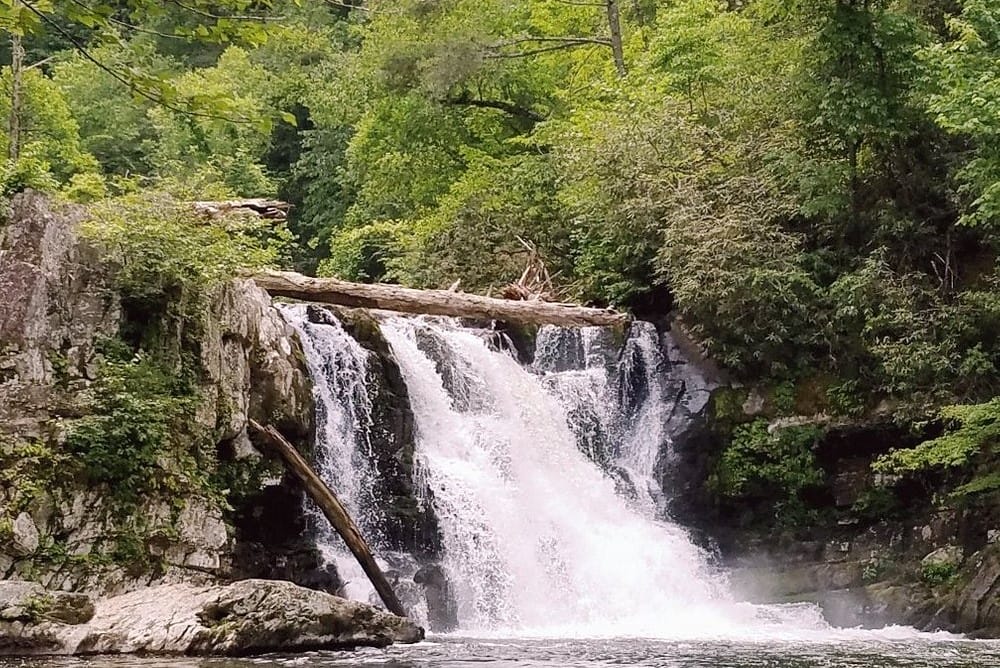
[282,308,946,642]
[379,316,809,638]
[278,304,392,604]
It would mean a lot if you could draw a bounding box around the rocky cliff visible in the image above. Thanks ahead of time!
[670,378,1000,637]
[0,191,326,597]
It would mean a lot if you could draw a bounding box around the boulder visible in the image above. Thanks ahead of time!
[9,514,39,557]
[0,579,423,657]
[0,581,94,626]
[922,546,963,568]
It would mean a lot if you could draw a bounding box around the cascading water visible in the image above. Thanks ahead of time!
[281,307,933,640]
[278,304,383,603]
[379,316,778,637]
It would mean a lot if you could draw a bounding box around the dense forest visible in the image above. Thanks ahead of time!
[2,0,999,517]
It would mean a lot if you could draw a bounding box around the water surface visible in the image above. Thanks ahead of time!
[6,636,1000,668]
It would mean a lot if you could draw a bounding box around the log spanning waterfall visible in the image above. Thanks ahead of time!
[279,305,846,638]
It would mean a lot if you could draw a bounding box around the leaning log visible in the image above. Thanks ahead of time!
[248,419,408,618]
[252,270,629,327]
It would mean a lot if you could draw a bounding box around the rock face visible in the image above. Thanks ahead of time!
[0,191,118,440]
[307,305,442,559]
[0,191,322,596]
[0,579,422,657]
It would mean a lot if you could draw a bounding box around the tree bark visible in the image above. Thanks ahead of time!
[248,419,408,618]
[252,270,629,328]
[606,0,627,77]
[8,14,24,162]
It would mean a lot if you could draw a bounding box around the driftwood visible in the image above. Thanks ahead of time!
[252,270,628,328]
[193,199,290,220]
[248,419,408,618]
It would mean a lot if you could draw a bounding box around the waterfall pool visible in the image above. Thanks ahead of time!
[5,635,1000,668]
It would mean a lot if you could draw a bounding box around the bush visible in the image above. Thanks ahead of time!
[320,220,404,283]
[921,561,958,586]
[712,420,825,505]
[874,399,1000,475]
[83,194,290,306]
[63,348,209,506]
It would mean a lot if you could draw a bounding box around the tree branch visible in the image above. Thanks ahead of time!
[445,92,545,123]
[20,0,253,124]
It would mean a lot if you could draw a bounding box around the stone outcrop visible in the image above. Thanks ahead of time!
[0,579,422,657]
[0,191,321,595]
[0,191,118,440]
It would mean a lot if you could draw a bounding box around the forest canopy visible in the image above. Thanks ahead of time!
[2,0,1000,412]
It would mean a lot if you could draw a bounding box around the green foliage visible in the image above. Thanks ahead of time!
[321,219,403,283]
[922,0,1000,228]
[0,438,74,514]
[64,349,205,507]
[953,472,1000,499]
[712,420,825,504]
[921,560,959,586]
[82,194,288,307]
[862,559,886,584]
[3,0,1000,427]
[874,399,1000,474]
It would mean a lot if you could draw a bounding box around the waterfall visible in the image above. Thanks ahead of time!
[282,306,834,638]
[380,316,748,636]
[278,304,383,603]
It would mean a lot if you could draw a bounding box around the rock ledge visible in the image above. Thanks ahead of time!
[0,579,423,656]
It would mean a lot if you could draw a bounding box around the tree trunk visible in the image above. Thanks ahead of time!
[8,17,24,162]
[606,0,627,77]
[252,270,629,328]
[249,419,408,618]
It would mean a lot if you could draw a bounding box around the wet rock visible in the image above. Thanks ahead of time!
[414,563,458,632]
[309,305,442,559]
[0,579,422,657]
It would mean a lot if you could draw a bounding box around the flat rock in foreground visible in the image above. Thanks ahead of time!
[0,579,423,656]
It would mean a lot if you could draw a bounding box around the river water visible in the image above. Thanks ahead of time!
[5,635,1000,668]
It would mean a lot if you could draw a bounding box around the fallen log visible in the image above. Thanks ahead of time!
[252,270,629,328]
[192,199,290,220]
[248,419,408,618]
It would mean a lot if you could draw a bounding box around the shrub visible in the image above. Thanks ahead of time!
[921,561,958,586]
[873,399,1000,475]
[712,420,825,505]
[63,348,209,507]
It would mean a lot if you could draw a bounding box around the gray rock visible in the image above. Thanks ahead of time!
[0,581,93,625]
[0,579,422,657]
[9,514,39,557]
[922,546,963,568]
[0,191,317,594]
